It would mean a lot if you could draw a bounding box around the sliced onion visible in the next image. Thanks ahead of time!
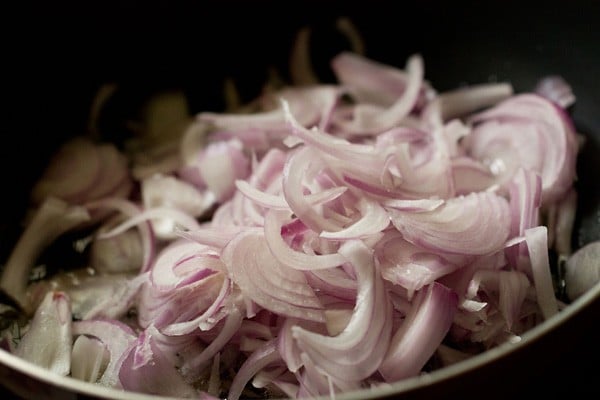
[534,75,576,109]
[98,206,202,240]
[375,232,461,298]
[319,198,390,240]
[549,188,577,256]
[119,325,198,397]
[138,240,225,330]
[565,241,600,300]
[451,157,497,195]
[264,209,346,271]
[422,82,513,123]
[8,47,587,399]
[331,51,433,112]
[524,226,558,319]
[162,275,231,335]
[71,335,110,382]
[292,240,393,382]
[85,197,155,273]
[466,94,578,204]
[389,191,511,255]
[506,168,542,267]
[336,54,424,134]
[498,270,531,330]
[14,291,72,376]
[179,139,250,203]
[227,340,281,400]
[222,229,326,322]
[72,318,137,388]
[282,146,342,233]
[379,282,458,381]
[182,308,243,376]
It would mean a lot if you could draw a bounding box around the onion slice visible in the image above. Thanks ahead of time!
[291,239,393,382]
[525,226,558,319]
[389,191,511,255]
[14,291,72,376]
[0,197,90,311]
[221,229,326,322]
[264,209,346,271]
[379,282,458,381]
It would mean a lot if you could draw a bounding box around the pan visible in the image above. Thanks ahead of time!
[1,1,599,399]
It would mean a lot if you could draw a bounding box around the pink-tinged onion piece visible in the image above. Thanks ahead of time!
[264,210,346,271]
[227,340,281,400]
[379,282,458,381]
[333,53,425,135]
[14,291,72,376]
[179,139,250,203]
[292,240,393,383]
[142,174,215,239]
[282,146,342,233]
[534,75,576,109]
[118,325,199,397]
[389,191,511,255]
[506,168,542,269]
[331,51,434,113]
[375,232,461,298]
[466,94,578,204]
[181,307,242,376]
[137,240,225,330]
[451,157,497,195]
[221,229,326,322]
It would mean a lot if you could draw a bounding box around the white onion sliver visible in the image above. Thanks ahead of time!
[15,291,72,376]
[525,226,559,319]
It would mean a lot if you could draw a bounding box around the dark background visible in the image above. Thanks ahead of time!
[2,0,600,399]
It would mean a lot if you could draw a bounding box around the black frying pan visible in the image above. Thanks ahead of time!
[2,0,599,398]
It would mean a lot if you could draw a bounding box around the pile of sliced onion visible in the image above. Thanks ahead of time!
[1,45,598,400]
